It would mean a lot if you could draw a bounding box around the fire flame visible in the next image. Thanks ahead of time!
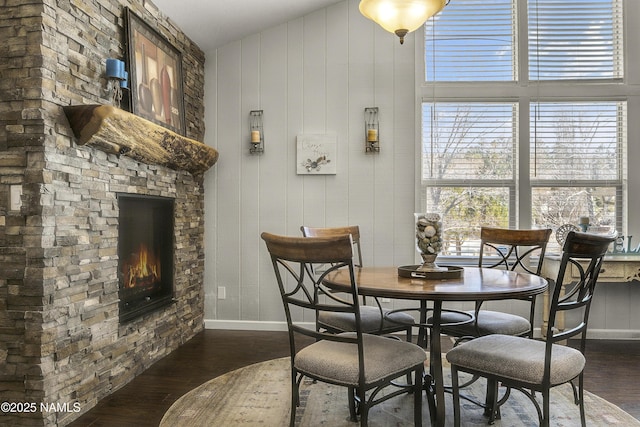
[123,244,161,288]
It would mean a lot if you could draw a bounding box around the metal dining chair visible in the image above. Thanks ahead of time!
[447,231,615,426]
[301,226,414,341]
[438,227,552,342]
[261,232,426,426]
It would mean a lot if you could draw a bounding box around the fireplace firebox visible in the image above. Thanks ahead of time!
[118,194,174,322]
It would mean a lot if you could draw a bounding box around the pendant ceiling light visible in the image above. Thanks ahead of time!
[359,0,447,44]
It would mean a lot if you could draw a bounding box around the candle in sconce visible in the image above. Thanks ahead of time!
[367,128,378,142]
[251,130,261,143]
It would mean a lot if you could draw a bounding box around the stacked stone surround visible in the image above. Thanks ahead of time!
[0,1,207,425]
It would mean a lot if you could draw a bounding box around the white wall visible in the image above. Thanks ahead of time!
[204,0,419,328]
[203,0,640,337]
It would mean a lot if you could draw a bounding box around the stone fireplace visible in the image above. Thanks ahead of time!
[0,1,213,426]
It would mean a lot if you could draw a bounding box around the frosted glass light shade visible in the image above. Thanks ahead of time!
[359,0,447,44]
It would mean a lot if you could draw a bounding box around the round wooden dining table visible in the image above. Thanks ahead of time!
[323,266,548,427]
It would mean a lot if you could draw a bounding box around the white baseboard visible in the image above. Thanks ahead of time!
[585,328,640,340]
[204,319,314,331]
[205,320,640,340]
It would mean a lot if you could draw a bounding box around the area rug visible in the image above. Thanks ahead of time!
[160,357,640,426]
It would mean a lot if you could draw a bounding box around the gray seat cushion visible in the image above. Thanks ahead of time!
[439,309,530,336]
[318,305,414,333]
[295,333,426,387]
[446,334,585,386]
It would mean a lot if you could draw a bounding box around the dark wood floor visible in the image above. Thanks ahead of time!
[69,330,640,426]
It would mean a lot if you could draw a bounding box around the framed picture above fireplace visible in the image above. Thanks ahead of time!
[125,7,185,135]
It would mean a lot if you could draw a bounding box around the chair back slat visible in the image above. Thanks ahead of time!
[264,232,354,264]
[301,226,363,267]
[479,227,553,275]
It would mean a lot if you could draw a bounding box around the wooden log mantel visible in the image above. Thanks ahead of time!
[63,105,218,175]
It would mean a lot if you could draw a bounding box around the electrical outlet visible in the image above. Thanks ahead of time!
[10,185,22,211]
[218,286,226,300]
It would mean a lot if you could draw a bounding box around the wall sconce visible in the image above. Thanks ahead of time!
[365,107,379,153]
[106,58,127,108]
[249,110,264,154]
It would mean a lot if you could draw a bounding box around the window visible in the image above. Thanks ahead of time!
[530,101,624,232]
[421,0,625,255]
[422,102,518,255]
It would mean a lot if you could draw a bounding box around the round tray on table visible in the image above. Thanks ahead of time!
[397,265,464,280]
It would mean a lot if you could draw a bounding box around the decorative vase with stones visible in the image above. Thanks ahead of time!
[415,212,447,272]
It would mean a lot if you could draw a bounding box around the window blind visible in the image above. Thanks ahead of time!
[422,103,517,182]
[528,0,623,80]
[425,0,516,82]
[530,101,625,233]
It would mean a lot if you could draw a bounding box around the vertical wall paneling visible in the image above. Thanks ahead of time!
[204,51,219,319]
[603,284,632,329]
[301,9,329,232]
[285,17,306,322]
[240,34,262,320]
[215,42,243,320]
[347,0,376,265]
[372,26,397,267]
[630,284,640,331]
[286,18,305,239]
[300,9,329,324]
[324,2,351,225]
[627,97,640,237]
[208,0,421,325]
[259,23,290,321]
